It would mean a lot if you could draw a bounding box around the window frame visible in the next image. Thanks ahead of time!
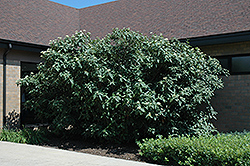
[215,54,250,75]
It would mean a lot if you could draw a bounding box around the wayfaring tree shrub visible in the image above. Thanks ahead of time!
[18,28,228,143]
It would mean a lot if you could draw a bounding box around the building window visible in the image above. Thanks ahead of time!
[21,62,40,126]
[217,57,230,70]
[216,54,250,74]
[21,62,38,78]
[232,56,250,73]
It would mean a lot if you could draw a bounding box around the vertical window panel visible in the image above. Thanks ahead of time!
[232,56,250,73]
[217,57,230,70]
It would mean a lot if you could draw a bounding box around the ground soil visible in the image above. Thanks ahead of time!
[41,137,151,163]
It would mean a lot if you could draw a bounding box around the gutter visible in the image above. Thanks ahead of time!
[180,30,250,46]
[0,38,49,53]
[2,43,12,127]
[0,39,48,128]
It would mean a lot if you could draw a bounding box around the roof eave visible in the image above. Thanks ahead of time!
[180,30,250,46]
[0,38,49,53]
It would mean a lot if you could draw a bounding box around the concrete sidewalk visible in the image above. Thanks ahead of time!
[0,141,160,166]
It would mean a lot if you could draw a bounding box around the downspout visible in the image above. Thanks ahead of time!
[2,43,12,127]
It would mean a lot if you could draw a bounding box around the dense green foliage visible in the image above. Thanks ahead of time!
[18,28,228,142]
[137,132,250,165]
[0,128,47,144]
[0,129,26,143]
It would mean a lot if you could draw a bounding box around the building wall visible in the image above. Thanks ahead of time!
[0,60,3,129]
[5,60,20,129]
[211,75,250,131]
[200,41,250,57]
[200,41,250,132]
[1,41,250,131]
[0,48,40,129]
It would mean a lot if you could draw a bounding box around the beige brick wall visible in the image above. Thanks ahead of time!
[200,41,250,132]
[0,48,40,129]
[212,75,250,131]
[0,62,3,129]
[1,42,249,131]
[5,60,21,129]
[0,59,21,129]
[200,41,250,57]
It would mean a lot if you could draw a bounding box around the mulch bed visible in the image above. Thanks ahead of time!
[41,137,151,163]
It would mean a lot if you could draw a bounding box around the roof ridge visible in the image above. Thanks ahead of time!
[48,0,118,10]
[48,0,78,10]
[78,1,118,10]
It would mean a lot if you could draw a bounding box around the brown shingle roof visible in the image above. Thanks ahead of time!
[0,0,250,46]
[79,0,250,39]
[0,0,79,45]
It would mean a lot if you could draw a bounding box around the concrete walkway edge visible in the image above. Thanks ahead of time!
[0,141,161,166]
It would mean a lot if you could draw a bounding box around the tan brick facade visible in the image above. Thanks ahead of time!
[200,41,250,57]
[0,41,249,132]
[0,60,20,129]
[200,41,250,132]
[0,48,40,129]
[0,62,3,129]
[5,60,21,129]
[212,75,250,131]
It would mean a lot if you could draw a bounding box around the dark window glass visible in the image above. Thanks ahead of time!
[232,56,250,73]
[21,62,41,126]
[21,62,38,78]
[217,57,230,70]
